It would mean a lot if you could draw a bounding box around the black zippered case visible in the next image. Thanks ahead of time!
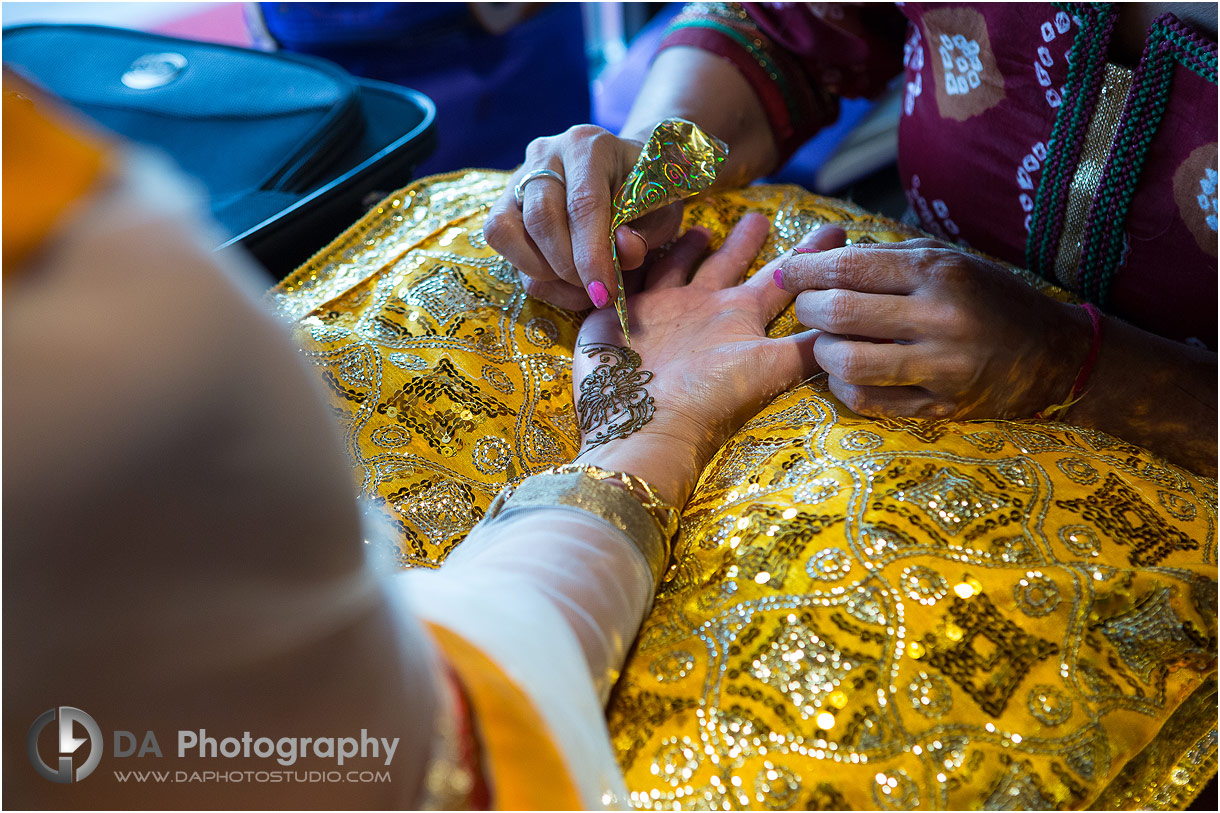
[2,24,437,278]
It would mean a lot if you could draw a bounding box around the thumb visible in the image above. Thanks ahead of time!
[613,202,685,271]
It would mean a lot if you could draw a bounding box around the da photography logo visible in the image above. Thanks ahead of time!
[28,706,102,783]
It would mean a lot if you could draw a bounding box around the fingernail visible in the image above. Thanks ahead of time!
[629,228,650,254]
[792,245,823,255]
[588,280,610,308]
[773,267,785,289]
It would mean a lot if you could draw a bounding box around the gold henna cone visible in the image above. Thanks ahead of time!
[609,118,728,344]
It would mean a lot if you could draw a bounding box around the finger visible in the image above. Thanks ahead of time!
[794,289,922,340]
[564,131,636,305]
[691,212,771,290]
[790,224,850,256]
[826,377,953,419]
[748,224,851,320]
[612,203,685,270]
[779,239,948,296]
[643,228,711,290]
[746,251,797,324]
[757,329,823,388]
[485,182,566,286]
[843,237,948,252]
[518,161,584,289]
[813,333,927,387]
[520,272,594,310]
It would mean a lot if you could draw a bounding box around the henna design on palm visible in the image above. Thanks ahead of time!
[577,342,656,448]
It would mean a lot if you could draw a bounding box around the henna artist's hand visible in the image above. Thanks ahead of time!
[483,126,685,310]
[571,215,845,506]
[776,238,1093,420]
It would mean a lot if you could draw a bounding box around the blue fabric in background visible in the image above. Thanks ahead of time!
[257,2,590,176]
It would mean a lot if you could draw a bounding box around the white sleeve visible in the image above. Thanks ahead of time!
[394,504,656,809]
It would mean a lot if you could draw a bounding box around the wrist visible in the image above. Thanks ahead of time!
[575,427,710,508]
[1033,301,1101,419]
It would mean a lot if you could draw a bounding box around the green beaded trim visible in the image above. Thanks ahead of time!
[1027,5,1217,305]
[1025,3,1116,282]
[1076,14,1218,303]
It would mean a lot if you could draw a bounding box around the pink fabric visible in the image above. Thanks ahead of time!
[151,4,254,48]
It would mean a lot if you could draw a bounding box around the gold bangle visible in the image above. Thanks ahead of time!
[547,464,680,542]
[484,465,680,585]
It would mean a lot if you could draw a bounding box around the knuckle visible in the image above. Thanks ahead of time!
[928,300,970,339]
[566,188,604,223]
[522,196,569,235]
[823,289,858,329]
[921,250,969,285]
[821,245,863,287]
[524,135,556,162]
[565,123,607,141]
[482,212,512,251]
[835,344,871,383]
[585,128,619,155]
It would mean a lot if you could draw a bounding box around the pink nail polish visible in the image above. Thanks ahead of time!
[773,267,785,289]
[588,280,610,308]
[792,245,822,255]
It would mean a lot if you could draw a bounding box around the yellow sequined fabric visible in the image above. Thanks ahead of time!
[272,170,1217,810]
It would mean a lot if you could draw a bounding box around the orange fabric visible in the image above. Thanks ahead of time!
[3,72,112,270]
[425,622,585,811]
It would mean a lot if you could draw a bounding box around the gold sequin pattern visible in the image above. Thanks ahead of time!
[275,172,583,567]
[273,170,1217,807]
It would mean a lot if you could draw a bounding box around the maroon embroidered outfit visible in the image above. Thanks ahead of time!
[660,2,1218,348]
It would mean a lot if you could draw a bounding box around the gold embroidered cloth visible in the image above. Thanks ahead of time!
[272,170,1217,810]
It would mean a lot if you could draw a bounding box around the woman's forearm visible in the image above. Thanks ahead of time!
[619,46,781,187]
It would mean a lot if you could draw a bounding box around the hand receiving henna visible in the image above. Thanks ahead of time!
[571,215,845,505]
[775,238,1092,420]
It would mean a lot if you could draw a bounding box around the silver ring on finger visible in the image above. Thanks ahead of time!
[514,169,565,207]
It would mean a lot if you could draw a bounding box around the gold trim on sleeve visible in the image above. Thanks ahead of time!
[486,467,677,586]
